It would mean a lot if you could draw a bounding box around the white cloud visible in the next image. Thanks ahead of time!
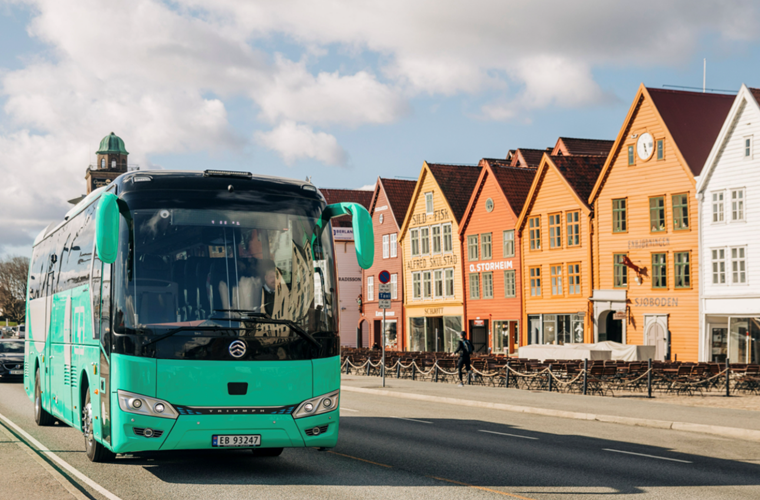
[254,122,348,166]
[357,184,375,191]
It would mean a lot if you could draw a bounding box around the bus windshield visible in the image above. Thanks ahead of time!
[113,207,336,339]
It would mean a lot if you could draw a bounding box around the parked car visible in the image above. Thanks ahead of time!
[16,324,25,339]
[0,327,13,339]
[0,339,24,381]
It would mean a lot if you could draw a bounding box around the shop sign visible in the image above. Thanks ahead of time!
[376,205,388,211]
[407,254,458,270]
[424,308,443,315]
[333,228,354,241]
[473,319,485,326]
[628,237,670,250]
[375,311,396,317]
[469,260,512,272]
[411,209,450,226]
[613,311,626,320]
[633,297,679,307]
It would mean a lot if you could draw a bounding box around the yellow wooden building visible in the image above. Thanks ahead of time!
[588,84,733,361]
[399,162,482,352]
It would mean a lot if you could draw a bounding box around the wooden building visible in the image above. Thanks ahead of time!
[589,85,733,362]
[399,162,482,352]
[517,154,608,346]
[697,85,760,364]
[360,177,416,350]
[459,160,536,354]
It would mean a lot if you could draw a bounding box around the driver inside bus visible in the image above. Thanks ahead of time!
[216,229,264,312]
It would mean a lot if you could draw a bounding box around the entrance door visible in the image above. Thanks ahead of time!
[425,317,443,352]
[358,320,368,348]
[605,313,623,343]
[469,320,488,353]
[711,328,728,363]
[373,320,382,348]
[528,315,541,344]
[644,315,668,361]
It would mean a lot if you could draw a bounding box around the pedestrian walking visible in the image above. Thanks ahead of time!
[453,331,473,387]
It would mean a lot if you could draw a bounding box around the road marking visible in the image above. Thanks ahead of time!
[340,407,359,412]
[479,429,538,440]
[328,451,393,468]
[390,416,432,424]
[0,411,124,500]
[603,448,692,463]
[428,476,537,499]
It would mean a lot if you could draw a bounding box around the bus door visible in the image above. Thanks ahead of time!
[43,260,57,416]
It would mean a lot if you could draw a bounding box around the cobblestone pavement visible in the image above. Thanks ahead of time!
[622,392,760,411]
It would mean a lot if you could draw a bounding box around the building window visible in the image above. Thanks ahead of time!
[431,225,441,254]
[425,192,434,214]
[529,216,541,250]
[745,136,753,158]
[652,253,667,289]
[468,235,479,261]
[675,252,690,289]
[657,139,664,160]
[566,211,580,246]
[411,229,419,256]
[391,273,398,299]
[469,273,480,300]
[712,249,726,284]
[672,194,689,230]
[481,233,492,260]
[568,263,581,295]
[421,227,430,254]
[482,272,493,299]
[412,272,421,299]
[503,230,515,257]
[731,189,745,221]
[613,198,627,233]
[445,268,454,297]
[614,254,628,288]
[504,270,516,298]
[423,270,432,298]
[442,224,453,252]
[390,233,397,258]
[628,145,634,165]
[382,235,389,259]
[434,270,443,298]
[650,196,665,232]
[732,247,747,284]
[551,265,563,295]
[530,267,541,297]
[367,276,374,301]
[712,192,724,223]
[549,213,562,248]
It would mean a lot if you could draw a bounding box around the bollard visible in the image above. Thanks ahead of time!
[726,357,730,397]
[647,358,652,398]
[583,359,588,395]
[366,361,370,376]
[381,362,385,380]
[396,362,400,379]
[505,360,510,389]
[548,364,554,392]
[468,369,472,385]
[412,364,416,380]
[434,364,439,383]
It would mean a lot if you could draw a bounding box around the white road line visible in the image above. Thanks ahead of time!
[0,411,124,500]
[603,448,692,464]
[390,416,433,424]
[479,429,539,440]
[340,407,359,412]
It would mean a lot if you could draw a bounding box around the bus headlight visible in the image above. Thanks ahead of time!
[117,390,178,420]
[293,390,339,419]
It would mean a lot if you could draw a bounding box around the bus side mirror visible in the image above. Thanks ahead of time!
[323,202,374,270]
[95,192,120,264]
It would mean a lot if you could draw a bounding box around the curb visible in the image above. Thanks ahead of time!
[342,385,760,442]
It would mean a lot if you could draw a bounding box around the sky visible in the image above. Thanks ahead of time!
[2,0,760,257]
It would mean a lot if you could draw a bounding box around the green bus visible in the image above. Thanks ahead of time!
[24,169,372,462]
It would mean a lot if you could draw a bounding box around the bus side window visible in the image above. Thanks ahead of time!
[91,254,102,339]
[91,250,113,342]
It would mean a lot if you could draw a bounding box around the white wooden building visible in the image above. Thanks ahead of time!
[697,84,760,364]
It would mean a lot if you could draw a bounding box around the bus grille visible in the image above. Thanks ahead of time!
[63,364,71,386]
[133,428,164,438]
[305,425,329,436]
[70,364,77,388]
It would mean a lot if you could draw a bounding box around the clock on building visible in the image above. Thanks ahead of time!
[636,132,654,161]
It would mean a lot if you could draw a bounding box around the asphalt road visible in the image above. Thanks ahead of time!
[1,379,760,500]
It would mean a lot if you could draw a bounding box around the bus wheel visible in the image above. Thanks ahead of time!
[252,447,283,457]
[34,369,55,426]
[83,390,115,463]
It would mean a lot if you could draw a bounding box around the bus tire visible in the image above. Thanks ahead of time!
[252,447,283,457]
[34,368,55,426]
[83,390,115,463]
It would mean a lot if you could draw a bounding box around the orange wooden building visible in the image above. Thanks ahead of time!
[589,85,733,361]
[459,159,536,354]
[516,154,608,345]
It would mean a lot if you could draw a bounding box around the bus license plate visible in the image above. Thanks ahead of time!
[9,370,22,375]
[212,435,261,447]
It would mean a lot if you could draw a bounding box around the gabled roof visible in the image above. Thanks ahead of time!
[374,177,416,227]
[426,163,482,223]
[590,84,734,203]
[506,148,548,169]
[319,188,373,227]
[697,84,760,193]
[517,154,606,232]
[552,137,614,156]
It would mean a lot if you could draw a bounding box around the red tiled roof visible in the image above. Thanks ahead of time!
[647,88,734,176]
[426,163,482,223]
[319,188,373,227]
[550,155,607,207]
[378,178,416,227]
[510,148,547,168]
[552,137,614,156]
[749,88,760,107]
[491,165,537,217]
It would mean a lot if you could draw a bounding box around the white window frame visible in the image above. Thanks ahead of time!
[731,188,746,222]
[482,271,493,299]
[503,230,515,258]
[412,272,421,300]
[445,268,455,297]
[551,265,563,296]
[469,273,480,300]
[711,248,726,285]
[481,232,492,260]
[431,224,442,254]
[442,223,453,253]
[382,234,389,259]
[711,191,725,224]
[425,192,434,214]
[390,233,397,258]
[423,270,432,299]
[391,273,398,299]
[468,234,479,261]
[744,135,753,159]
[421,226,430,255]
[504,269,516,298]
[731,246,748,285]
[367,276,374,301]
[410,229,419,256]
[434,269,443,299]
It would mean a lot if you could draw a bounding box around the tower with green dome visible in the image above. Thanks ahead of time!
[86,132,129,193]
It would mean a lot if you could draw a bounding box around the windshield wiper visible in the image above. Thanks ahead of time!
[140,325,252,347]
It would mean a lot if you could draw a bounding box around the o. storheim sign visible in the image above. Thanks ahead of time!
[469,260,513,272]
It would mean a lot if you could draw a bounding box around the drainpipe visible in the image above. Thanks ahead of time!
[697,190,704,362]
[588,207,596,344]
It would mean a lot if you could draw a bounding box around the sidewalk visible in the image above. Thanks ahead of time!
[341,374,760,442]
